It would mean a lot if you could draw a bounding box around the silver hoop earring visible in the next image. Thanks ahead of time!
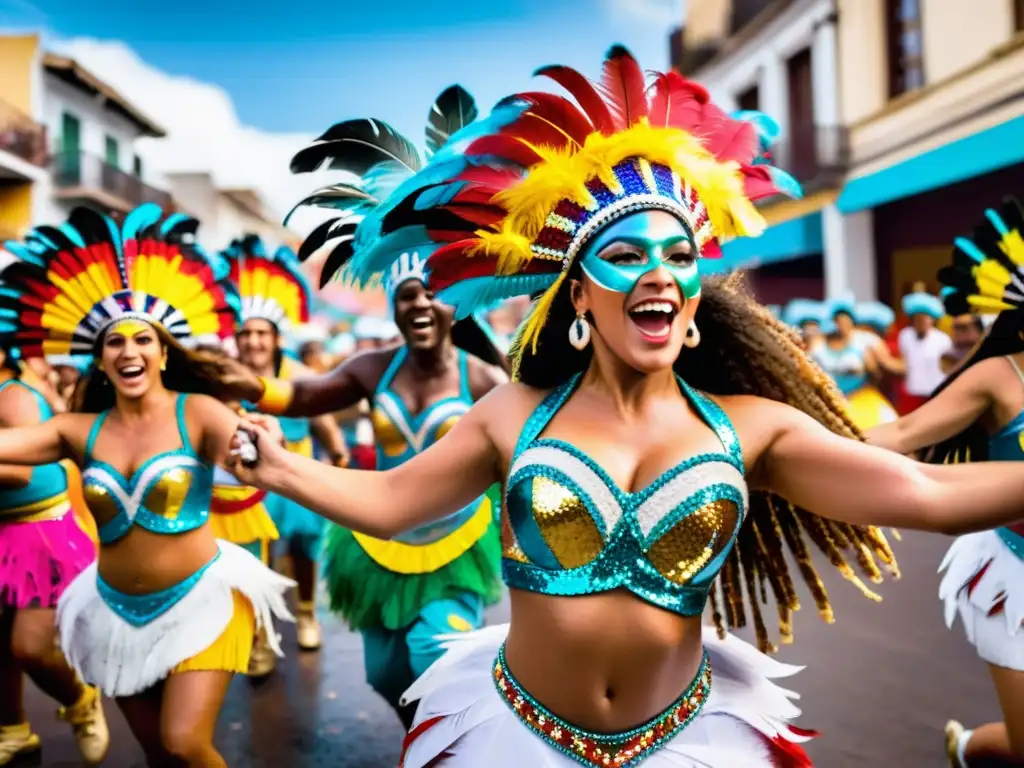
[569,313,591,350]
[684,320,700,348]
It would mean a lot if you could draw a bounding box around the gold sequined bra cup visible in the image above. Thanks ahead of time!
[503,374,747,615]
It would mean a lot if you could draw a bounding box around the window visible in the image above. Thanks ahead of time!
[105,135,119,168]
[58,112,81,182]
[133,154,143,178]
[886,0,925,98]
[786,48,817,181]
[736,84,759,111]
[1016,0,1024,31]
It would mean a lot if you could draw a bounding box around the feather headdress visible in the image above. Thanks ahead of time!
[940,196,1024,316]
[220,235,312,333]
[0,204,237,360]
[375,46,800,374]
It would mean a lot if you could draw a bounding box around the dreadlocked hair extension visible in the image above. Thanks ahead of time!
[514,269,899,653]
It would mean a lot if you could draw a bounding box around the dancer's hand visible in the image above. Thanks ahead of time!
[225,419,291,490]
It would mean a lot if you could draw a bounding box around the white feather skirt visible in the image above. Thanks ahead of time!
[939,530,1024,670]
[399,624,814,768]
[56,539,295,697]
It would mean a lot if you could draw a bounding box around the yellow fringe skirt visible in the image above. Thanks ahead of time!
[210,485,280,546]
[174,590,256,674]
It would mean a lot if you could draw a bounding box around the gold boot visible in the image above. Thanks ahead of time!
[0,723,40,765]
[247,628,276,678]
[296,601,321,651]
[944,720,967,768]
[57,685,109,766]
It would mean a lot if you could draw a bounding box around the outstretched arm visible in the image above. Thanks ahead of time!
[756,400,1023,535]
[216,349,385,418]
[0,414,76,467]
[227,389,503,538]
[865,357,998,454]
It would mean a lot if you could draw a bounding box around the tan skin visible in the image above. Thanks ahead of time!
[235,317,348,603]
[868,352,1024,764]
[0,324,273,767]
[229,211,1024,734]
[0,379,85,722]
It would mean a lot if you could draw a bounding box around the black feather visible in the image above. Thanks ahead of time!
[318,238,356,289]
[425,85,478,159]
[283,184,378,226]
[297,218,342,263]
[289,118,421,175]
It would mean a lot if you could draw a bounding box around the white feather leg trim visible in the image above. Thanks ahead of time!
[939,530,1024,669]
[400,624,812,768]
[56,539,295,697]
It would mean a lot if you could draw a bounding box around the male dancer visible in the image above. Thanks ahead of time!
[222,254,506,725]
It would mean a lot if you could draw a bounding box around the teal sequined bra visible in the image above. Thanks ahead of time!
[502,374,747,615]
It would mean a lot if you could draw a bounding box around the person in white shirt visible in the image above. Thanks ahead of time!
[897,292,952,411]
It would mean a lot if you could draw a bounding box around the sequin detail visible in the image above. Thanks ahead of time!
[532,476,605,569]
[96,551,221,627]
[502,373,747,616]
[493,644,711,767]
[997,528,1024,561]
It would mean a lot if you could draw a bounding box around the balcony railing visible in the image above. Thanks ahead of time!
[52,150,173,211]
[0,99,47,167]
[771,124,851,192]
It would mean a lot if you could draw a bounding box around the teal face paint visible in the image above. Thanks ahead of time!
[579,211,701,299]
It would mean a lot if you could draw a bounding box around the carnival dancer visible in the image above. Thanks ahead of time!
[214,85,509,725]
[867,197,1024,767]
[810,295,898,429]
[217,236,347,666]
[216,46,1024,767]
[898,291,952,412]
[0,347,107,766]
[0,204,293,766]
[782,299,824,348]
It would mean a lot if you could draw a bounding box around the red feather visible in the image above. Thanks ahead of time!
[511,91,593,146]
[427,240,559,291]
[441,203,504,228]
[534,65,616,134]
[740,166,785,203]
[647,71,709,129]
[598,45,648,129]
[465,135,542,167]
[701,240,723,260]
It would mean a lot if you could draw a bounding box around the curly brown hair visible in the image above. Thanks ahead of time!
[72,324,237,413]
[514,268,899,653]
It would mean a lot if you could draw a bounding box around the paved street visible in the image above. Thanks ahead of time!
[23,530,1001,767]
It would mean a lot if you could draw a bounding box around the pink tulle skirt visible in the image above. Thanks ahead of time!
[0,511,96,609]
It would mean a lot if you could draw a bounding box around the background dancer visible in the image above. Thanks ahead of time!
[810,295,898,430]
[0,346,107,766]
[220,234,348,663]
[867,197,1024,768]
[0,204,293,767]
[219,85,509,725]
[897,291,952,413]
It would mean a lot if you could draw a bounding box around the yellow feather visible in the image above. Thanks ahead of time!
[1000,229,1024,266]
[518,271,567,357]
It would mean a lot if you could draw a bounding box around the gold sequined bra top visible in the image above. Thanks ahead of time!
[83,394,215,545]
[502,374,747,615]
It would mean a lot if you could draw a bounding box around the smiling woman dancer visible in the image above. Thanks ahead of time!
[867,197,1024,768]
[228,49,1024,767]
[0,204,293,767]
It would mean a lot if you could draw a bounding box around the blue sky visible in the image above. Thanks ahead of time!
[3,0,685,141]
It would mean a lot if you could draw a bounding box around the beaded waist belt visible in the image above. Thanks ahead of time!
[997,527,1024,561]
[492,644,711,767]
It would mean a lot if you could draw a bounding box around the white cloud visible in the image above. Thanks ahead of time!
[51,37,321,232]
[605,0,686,27]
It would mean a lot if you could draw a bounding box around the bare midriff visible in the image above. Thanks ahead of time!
[503,588,705,733]
[96,525,219,594]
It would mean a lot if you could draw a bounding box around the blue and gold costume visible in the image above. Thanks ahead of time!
[0,204,293,699]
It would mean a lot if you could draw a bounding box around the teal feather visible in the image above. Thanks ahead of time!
[57,222,85,248]
[438,273,556,320]
[414,181,469,210]
[1,243,44,268]
[122,202,162,241]
[985,208,1010,237]
[954,236,986,263]
[769,167,802,200]
[159,213,191,236]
